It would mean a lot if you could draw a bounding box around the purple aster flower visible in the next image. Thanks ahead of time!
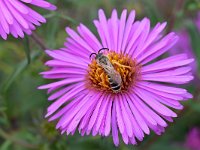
[185,127,200,150]
[39,9,194,146]
[0,0,56,39]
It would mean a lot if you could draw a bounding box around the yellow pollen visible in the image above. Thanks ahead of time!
[86,51,140,93]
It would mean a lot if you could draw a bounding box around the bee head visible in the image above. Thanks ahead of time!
[95,53,103,59]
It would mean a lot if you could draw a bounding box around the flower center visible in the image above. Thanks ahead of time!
[86,51,140,93]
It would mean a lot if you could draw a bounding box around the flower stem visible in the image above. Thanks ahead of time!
[31,32,48,50]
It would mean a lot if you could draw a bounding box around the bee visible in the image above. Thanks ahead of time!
[90,48,122,93]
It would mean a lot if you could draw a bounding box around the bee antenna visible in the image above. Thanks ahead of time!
[98,48,109,53]
[89,53,97,59]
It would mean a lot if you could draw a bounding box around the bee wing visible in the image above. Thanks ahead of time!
[108,69,122,84]
[103,61,122,84]
[98,55,122,84]
[100,57,114,72]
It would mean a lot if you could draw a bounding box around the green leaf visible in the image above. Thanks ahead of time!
[55,13,78,25]
[0,140,12,150]
[44,12,78,25]
[2,51,41,92]
[46,17,60,48]
[0,106,7,112]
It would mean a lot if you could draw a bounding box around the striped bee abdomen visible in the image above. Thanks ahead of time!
[108,75,121,92]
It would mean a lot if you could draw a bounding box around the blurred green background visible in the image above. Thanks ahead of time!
[0,0,200,150]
